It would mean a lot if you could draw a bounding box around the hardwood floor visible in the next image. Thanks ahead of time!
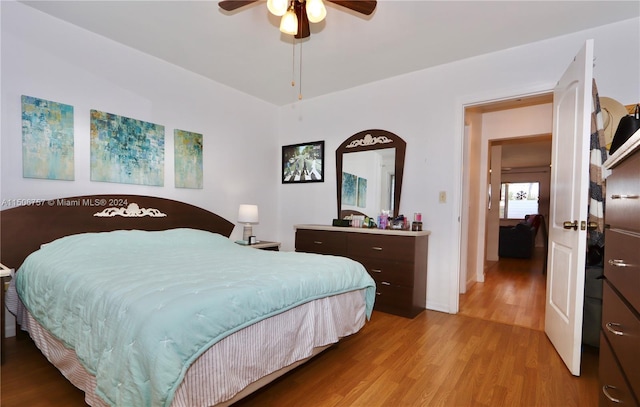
[458,247,547,331]
[1,250,599,406]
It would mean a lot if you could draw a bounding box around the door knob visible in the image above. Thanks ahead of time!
[587,221,598,230]
[563,221,578,230]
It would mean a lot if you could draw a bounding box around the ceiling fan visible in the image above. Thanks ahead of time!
[219,0,377,39]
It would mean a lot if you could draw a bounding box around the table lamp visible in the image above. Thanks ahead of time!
[238,204,259,242]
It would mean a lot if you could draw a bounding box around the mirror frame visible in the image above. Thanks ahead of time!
[336,129,406,219]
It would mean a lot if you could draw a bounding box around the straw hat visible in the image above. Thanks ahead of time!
[600,97,628,150]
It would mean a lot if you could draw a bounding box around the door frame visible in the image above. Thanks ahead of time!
[452,83,556,313]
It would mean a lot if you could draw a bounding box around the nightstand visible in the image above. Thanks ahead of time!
[236,240,281,251]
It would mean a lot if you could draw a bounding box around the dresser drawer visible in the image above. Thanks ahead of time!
[604,229,640,312]
[374,283,414,314]
[599,332,639,407]
[347,233,415,261]
[602,280,640,398]
[295,229,347,256]
[352,256,414,287]
[606,151,640,233]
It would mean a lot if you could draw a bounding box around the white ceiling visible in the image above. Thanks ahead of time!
[20,1,640,106]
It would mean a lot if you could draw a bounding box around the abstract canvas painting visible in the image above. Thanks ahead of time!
[90,110,165,186]
[174,129,203,189]
[341,172,357,205]
[357,177,367,208]
[22,95,74,180]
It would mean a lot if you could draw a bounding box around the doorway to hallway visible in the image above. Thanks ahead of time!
[458,93,552,331]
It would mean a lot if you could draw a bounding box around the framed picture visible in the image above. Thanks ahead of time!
[22,95,75,181]
[90,110,165,186]
[282,140,324,183]
[357,177,367,207]
[174,129,203,189]
[341,172,357,205]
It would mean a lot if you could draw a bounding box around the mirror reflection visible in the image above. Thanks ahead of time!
[341,148,395,218]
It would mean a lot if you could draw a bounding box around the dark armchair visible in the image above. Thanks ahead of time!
[498,214,542,259]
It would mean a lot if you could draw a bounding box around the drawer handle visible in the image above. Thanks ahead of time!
[602,385,622,403]
[381,281,391,286]
[605,322,625,336]
[610,194,639,200]
[608,259,630,267]
[313,241,323,245]
[376,292,381,296]
[371,246,383,251]
[371,269,382,273]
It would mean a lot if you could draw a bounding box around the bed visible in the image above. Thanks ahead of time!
[1,195,376,406]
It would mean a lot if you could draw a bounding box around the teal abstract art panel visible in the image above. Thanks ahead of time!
[90,110,165,186]
[22,95,74,180]
[357,177,367,208]
[342,172,357,205]
[174,129,203,189]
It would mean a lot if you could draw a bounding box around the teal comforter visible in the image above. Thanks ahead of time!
[16,229,375,407]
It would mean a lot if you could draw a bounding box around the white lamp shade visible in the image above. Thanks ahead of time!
[306,0,326,23]
[238,204,259,224]
[267,0,289,16]
[279,8,298,35]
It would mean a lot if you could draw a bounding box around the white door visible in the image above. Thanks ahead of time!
[544,40,594,376]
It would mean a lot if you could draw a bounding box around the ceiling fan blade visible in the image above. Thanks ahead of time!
[294,1,311,39]
[218,0,259,12]
[326,0,377,15]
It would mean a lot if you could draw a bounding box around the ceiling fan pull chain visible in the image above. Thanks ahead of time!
[291,37,296,87]
[298,39,303,100]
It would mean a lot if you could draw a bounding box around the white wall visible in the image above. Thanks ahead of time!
[277,18,640,313]
[462,113,482,293]
[1,2,280,243]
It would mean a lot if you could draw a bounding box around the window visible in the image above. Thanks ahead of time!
[500,182,539,219]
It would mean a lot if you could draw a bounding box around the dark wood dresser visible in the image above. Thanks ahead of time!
[295,225,429,318]
[599,130,640,406]
[1,270,9,364]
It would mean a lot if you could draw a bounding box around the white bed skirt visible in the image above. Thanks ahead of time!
[16,289,367,406]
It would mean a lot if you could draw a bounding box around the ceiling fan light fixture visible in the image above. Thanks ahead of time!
[279,6,298,35]
[306,0,326,23]
[267,0,289,17]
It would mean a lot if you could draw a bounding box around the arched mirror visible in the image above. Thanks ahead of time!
[336,129,406,219]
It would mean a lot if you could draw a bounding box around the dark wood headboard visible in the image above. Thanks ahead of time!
[0,195,235,269]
